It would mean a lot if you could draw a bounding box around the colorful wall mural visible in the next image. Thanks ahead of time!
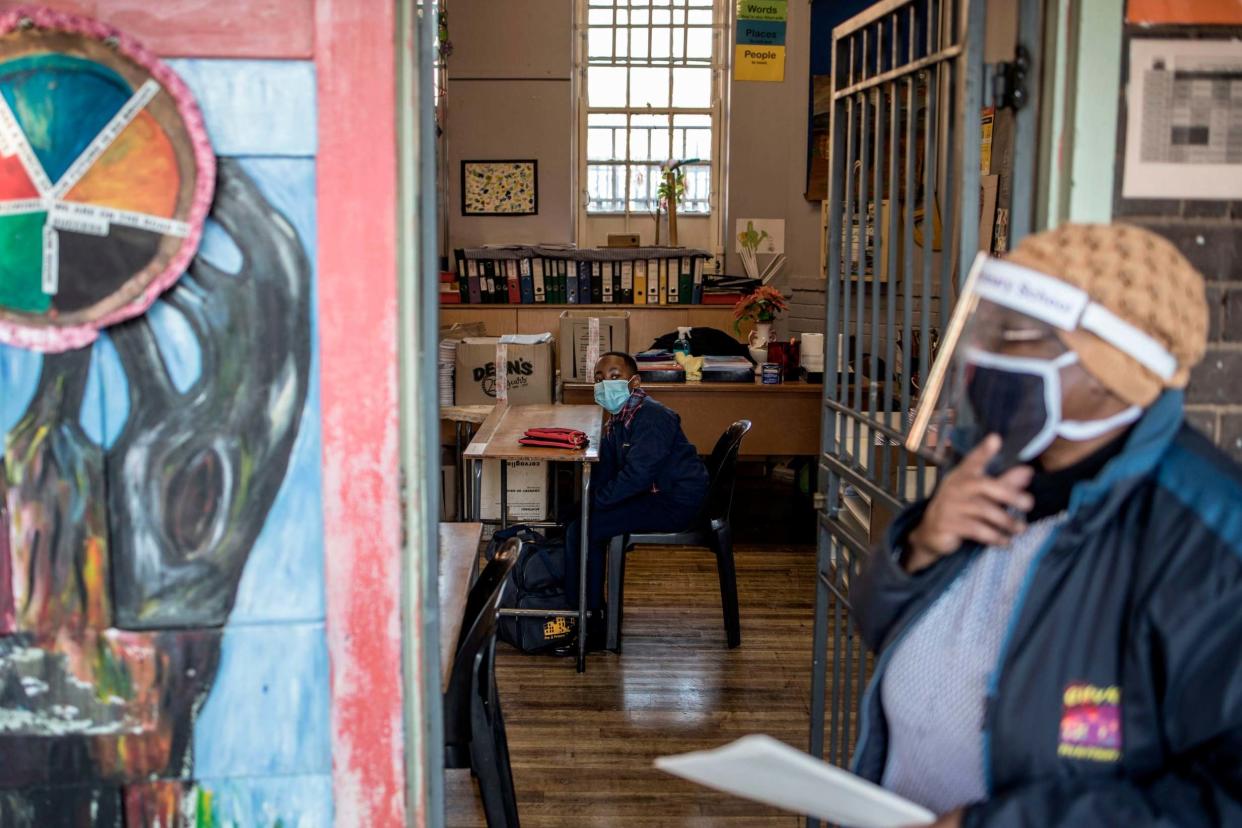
[0,9,332,825]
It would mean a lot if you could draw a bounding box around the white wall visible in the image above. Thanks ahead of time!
[445,0,824,276]
[445,0,575,249]
[724,0,822,288]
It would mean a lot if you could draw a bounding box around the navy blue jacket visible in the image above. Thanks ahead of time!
[594,397,708,511]
[851,391,1242,826]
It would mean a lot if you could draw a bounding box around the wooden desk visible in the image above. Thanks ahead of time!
[464,404,603,672]
[439,522,483,691]
[563,379,824,456]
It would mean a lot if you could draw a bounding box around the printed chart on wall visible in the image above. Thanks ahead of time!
[0,7,214,353]
[1123,37,1242,200]
[735,0,786,82]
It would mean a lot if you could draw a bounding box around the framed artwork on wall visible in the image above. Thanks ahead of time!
[461,159,537,216]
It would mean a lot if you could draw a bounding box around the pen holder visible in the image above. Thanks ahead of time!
[767,341,801,380]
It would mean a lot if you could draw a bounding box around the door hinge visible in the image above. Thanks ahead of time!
[993,45,1030,111]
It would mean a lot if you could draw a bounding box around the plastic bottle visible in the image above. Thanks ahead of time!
[673,326,692,358]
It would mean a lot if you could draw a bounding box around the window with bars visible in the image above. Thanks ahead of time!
[580,0,721,215]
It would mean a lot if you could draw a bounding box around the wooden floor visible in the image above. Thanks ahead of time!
[446,545,820,827]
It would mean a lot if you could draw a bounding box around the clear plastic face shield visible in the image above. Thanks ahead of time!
[908,254,1179,473]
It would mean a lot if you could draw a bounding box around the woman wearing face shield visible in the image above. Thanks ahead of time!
[849,224,1242,827]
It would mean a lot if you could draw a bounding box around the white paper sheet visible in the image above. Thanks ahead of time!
[655,735,935,828]
[498,333,552,345]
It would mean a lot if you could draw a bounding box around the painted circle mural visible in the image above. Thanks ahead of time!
[0,7,214,352]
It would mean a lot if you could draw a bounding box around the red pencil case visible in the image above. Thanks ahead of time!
[519,428,589,449]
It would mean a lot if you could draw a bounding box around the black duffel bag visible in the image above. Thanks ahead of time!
[486,525,576,653]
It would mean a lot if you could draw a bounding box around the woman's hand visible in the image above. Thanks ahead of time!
[904,434,1034,573]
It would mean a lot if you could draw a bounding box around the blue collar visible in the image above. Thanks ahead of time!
[1068,390,1184,513]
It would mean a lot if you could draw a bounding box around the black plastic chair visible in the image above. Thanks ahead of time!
[445,541,520,828]
[605,419,752,652]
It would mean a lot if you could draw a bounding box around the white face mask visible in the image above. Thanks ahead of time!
[963,347,1143,463]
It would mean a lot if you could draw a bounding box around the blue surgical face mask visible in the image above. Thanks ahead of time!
[594,379,633,414]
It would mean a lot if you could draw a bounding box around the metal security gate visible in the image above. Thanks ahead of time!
[807,0,1041,812]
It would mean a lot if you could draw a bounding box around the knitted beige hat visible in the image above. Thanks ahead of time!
[1004,223,1208,407]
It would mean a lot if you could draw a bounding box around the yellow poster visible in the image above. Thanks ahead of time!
[734,44,786,82]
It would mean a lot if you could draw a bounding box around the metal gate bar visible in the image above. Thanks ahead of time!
[809,2,993,822]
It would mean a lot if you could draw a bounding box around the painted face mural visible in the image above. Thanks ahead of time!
[0,158,313,822]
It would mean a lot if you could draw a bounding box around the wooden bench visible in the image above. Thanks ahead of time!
[439,522,483,691]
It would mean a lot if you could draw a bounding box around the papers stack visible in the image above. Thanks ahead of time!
[439,338,459,405]
[656,735,934,828]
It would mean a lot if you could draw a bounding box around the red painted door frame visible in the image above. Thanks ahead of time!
[316,1,413,825]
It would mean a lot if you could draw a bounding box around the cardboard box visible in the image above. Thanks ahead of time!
[455,335,554,406]
[480,459,549,521]
[558,311,630,383]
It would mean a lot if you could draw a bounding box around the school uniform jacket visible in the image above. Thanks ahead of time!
[593,397,708,511]
[851,390,1242,827]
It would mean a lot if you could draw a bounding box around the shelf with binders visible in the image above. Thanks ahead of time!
[450,246,715,307]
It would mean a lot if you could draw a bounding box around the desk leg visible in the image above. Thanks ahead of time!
[500,460,508,530]
[577,463,591,674]
[472,458,485,580]
[455,422,466,521]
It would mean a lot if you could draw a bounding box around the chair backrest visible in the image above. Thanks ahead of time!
[701,420,752,528]
[444,543,517,754]
[459,537,519,649]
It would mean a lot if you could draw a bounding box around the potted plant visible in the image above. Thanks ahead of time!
[653,158,697,246]
[733,285,788,361]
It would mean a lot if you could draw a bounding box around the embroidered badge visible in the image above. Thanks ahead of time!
[544,616,572,638]
[1058,683,1122,762]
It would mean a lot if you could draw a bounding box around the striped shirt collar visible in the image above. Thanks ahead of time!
[608,386,648,431]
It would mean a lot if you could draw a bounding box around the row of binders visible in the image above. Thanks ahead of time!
[453,248,710,305]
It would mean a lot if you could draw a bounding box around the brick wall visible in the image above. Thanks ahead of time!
[1114,24,1242,462]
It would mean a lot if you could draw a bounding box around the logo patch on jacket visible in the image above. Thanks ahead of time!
[1058,683,1122,762]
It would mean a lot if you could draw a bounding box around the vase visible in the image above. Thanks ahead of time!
[749,321,773,348]
[748,321,773,364]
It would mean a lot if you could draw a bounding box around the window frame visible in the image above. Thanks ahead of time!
[573,0,728,259]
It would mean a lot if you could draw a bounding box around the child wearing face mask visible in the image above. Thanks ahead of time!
[561,350,709,652]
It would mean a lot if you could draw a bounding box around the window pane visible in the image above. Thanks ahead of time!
[629,124,649,162]
[672,8,685,24]
[652,8,671,24]
[689,8,712,25]
[588,67,628,106]
[631,8,649,24]
[588,8,612,25]
[686,27,712,60]
[588,113,626,161]
[630,28,649,60]
[651,25,672,58]
[615,8,628,23]
[629,164,661,212]
[588,164,628,212]
[615,27,628,58]
[674,113,712,160]
[630,67,669,107]
[588,28,613,60]
[631,114,669,161]
[672,67,710,107]
[681,164,711,213]
[672,26,685,60]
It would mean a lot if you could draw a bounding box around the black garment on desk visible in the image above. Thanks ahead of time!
[648,326,750,359]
